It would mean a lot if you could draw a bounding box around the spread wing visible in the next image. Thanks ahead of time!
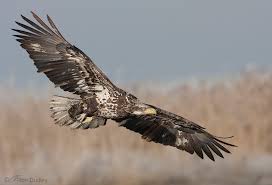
[13,12,117,96]
[118,105,236,161]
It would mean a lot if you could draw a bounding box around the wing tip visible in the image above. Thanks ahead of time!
[46,14,51,20]
[21,14,29,21]
[209,156,215,161]
[181,132,236,161]
[30,11,38,18]
[15,21,21,26]
[214,137,238,148]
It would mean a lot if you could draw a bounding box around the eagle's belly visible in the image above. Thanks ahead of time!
[98,105,118,118]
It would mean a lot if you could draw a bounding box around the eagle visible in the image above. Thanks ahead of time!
[13,12,236,161]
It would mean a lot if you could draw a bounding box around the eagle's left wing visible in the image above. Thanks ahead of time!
[118,105,236,161]
[13,12,117,96]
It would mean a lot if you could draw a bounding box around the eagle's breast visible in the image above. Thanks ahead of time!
[92,85,123,118]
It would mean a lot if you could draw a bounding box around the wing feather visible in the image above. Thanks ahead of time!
[46,14,67,42]
[13,12,117,96]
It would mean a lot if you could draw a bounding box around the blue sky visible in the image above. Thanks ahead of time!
[1,0,272,88]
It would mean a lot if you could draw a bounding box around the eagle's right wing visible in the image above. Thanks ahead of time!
[13,12,117,96]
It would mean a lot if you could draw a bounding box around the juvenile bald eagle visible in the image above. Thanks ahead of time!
[13,12,236,161]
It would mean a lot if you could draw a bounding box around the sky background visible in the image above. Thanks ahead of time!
[1,0,272,88]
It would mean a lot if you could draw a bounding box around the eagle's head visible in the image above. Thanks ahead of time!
[131,103,157,116]
[124,93,157,116]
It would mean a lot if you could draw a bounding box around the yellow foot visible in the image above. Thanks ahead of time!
[82,116,93,124]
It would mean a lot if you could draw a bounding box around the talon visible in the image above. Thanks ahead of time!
[78,113,86,122]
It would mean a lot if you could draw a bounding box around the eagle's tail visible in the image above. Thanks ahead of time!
[49,95,107,129]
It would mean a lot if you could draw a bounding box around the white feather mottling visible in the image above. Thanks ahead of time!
[175,131,189,146]
[31,43,45,52]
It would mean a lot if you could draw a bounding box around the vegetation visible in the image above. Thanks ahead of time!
[1,71,272,185]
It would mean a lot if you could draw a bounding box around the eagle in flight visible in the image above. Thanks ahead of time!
[13,12,235,161]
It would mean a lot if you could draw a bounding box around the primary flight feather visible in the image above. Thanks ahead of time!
[13,12,236,161]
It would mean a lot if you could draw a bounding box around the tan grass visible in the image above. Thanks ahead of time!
[0,71,272,185]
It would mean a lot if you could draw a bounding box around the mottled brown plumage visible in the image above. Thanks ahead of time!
[13,12,236,161]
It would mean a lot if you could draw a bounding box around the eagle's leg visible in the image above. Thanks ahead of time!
[80,116,107,129]
[73,111,106,129]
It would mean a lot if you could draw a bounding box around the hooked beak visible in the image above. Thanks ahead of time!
[143,107,157,115]
[132,104,157,116]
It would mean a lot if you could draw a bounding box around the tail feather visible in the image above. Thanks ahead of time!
[49,95,107,129]
[50,95,81,127]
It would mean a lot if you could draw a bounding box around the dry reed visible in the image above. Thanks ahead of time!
[0,71,272,185]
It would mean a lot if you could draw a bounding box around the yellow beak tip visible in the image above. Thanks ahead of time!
[144,108,157,115]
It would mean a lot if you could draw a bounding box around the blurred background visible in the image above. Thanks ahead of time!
[1,1,272,185]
